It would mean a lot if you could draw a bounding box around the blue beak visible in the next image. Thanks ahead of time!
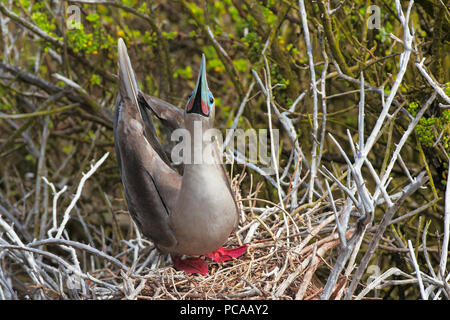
[186,54,210,117]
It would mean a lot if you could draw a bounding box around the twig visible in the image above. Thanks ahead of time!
[53,152,109,239]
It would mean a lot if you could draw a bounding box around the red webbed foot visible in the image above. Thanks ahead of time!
[171,255,209,276]
[171,245,248,275]
[205,245,248,262]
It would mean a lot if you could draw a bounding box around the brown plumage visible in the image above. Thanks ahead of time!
[113,39,239,259]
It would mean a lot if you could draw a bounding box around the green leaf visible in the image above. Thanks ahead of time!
[90,74,101,86]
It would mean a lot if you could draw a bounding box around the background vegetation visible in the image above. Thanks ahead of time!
[0,0,448,300]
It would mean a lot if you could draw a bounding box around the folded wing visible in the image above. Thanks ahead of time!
[114,38,181,248]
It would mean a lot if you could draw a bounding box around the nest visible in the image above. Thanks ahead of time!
[81,215,342,300]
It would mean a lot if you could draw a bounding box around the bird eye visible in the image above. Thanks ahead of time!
[209,95,214,105]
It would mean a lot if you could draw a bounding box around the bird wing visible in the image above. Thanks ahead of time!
[139,93,185,130]
[139,93,186,174]
[114,38,181,248]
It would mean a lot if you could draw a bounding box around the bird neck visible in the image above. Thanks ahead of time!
[184,118,222,167]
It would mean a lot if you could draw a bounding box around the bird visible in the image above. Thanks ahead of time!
[113,38,247,275]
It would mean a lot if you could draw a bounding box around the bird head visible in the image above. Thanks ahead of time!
[185,54,215,124]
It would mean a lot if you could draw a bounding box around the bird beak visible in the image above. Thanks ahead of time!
[186,54,210,117]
